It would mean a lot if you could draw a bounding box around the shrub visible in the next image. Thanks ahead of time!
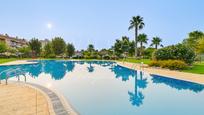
[144,48,155,59]
[153,44,196,64]
[148,60,161,67]
[46,53,56,58]
[149,60,187,70]
[0,42,7,53]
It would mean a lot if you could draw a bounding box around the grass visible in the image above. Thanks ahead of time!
[0,58,18,64]
[182,62,204,74]
[119,58,151,64]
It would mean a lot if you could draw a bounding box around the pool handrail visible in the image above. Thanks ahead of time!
[0,68,26,84]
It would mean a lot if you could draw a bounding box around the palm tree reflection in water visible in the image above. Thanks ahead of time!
[87,62,94,73]
[128,71,148,107]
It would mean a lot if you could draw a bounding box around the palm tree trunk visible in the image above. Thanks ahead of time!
[155,44,158,49]
[135,26,138,58]
[140,42,143,57]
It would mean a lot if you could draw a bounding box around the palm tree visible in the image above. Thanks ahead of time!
[87,44,95,52]
[128,16,145,57]
[138,33,148,56]
[150,37,163,49]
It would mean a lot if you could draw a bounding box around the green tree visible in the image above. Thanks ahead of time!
[86,44,96,59]
[7,47,17,54]
[43,42,55,58]
[99,49,110,59]
[66,43,75,58]
[51,37,66,56]
[128,41,135,57]
[29,38,41,57]
[196,37,204,62]
[87,44,95,52]
[128,15,145,57]
[18,46,31,57]
[83,51,91,59]
[113,37,135,57]
[121,36,130,53]
[0,42,7,53]
[138,33,148,56]
[144,47,155,59]
[197,37,204,54]
[183,31,204,49]
[113,39,123,57]
[150,37,163,49]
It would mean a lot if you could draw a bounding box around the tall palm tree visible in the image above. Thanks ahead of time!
[150,37,163,49]
[138,33,148,56]
[128,16,145,58]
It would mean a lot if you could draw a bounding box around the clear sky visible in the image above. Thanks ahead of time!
[0,0,203,50]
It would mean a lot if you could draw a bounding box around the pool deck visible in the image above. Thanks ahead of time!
[0,60,38,66]
[0,82,50,115]
[117,62,204,85]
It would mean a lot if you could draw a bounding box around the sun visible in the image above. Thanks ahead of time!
[47,23,53,29]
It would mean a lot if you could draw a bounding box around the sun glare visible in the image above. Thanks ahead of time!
[47,23,53,29]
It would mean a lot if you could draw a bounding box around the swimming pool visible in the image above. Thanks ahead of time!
[0,60,204,115]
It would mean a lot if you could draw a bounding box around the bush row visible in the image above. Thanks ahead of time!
[148,60,187,70]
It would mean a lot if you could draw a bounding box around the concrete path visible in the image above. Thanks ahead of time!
[0,60,38,66]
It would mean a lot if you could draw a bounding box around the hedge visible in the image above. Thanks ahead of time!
[149,60,187,70]
[152,44,195,64]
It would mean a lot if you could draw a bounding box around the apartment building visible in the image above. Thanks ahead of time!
[40,39,49,48]
[0,34,27,48]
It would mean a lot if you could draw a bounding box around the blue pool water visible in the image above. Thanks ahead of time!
[0,60,204,115]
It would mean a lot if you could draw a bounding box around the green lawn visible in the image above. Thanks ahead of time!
[119,58,151,64]
[0,58,17,64]
[182,62,204,74]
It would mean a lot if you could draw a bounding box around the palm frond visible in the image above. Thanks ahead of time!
[128,25,134,30]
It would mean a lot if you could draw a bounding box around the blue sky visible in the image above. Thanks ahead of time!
[0,0,203,50]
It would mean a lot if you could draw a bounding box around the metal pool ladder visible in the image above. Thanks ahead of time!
[0,68,13,84]
[0,68,27,85]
